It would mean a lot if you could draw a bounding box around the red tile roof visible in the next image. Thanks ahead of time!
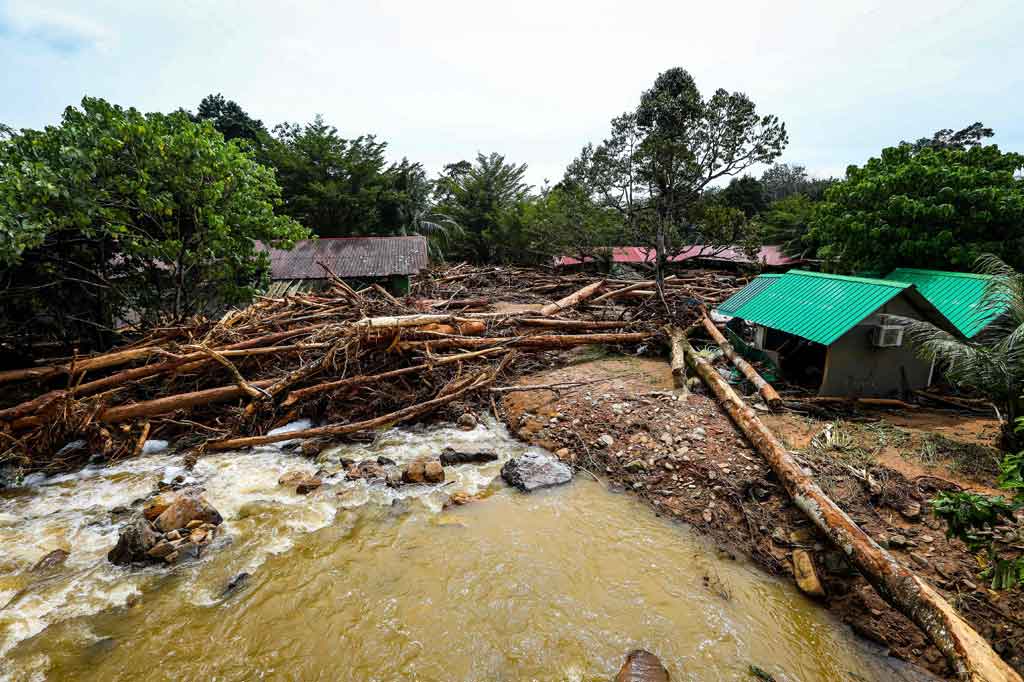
[259,236,429,280]
[555,245,802,268]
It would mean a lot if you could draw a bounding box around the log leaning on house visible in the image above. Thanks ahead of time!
[673,326,1020,682]
[699,315,782,409]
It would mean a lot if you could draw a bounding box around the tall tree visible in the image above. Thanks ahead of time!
[810,140,1024,272]
[717,175,768,217]
[193,93,268,145]
[0,97,307,349]
[568,68,787,291]
[907,121,994,152]
[435,153,532,263]
[761,163,834,202]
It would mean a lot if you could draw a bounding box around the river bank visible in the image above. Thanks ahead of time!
[499,350,1024,680]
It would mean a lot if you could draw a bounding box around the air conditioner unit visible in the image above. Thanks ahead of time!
[871,324,904,348]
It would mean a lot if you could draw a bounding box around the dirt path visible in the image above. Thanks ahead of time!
[499,351,1024,680]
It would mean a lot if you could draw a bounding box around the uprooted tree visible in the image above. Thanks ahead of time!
[0,97,308,352]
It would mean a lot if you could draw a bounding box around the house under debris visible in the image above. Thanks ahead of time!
[715,270,964,398]
[258,236,429,296]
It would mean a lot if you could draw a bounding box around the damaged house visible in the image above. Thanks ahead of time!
[715,270,964,398]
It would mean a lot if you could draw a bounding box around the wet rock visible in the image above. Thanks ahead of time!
[385,469,404,488]
[153,493,222,532]
[439,448,498,466]
[32,548,69,572]
[792,549,825,598]
[300,440,324,458]
[222,571,251,597]
[500,451,572,492]
[615,649,670,682]
[277,470,322,495]
[142,490,181,521]
[347,460,386,481]
[403,458,445,484]
[457,413,478,430]
[107,515,162,565]
[376,456,397,466]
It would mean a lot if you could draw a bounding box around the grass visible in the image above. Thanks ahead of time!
[913,432,1003,481]
[805,420,877,468]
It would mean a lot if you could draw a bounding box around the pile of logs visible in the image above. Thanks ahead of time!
[1,266,726,474]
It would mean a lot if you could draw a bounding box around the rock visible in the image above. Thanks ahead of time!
[788,527,816,545]
[690,427,706,441]
[615,649,670,682]
[457,413,478,430]
[347,460,386,481]
[277,470,322,495]
[108,515,162,565]
[402,458,445,484]
[153,493,222,533]
[439,448,498,466]
[597,434,615,448]
[376,456,397,466]
[142,490,181,521]
[222,571,250,597]
[900,501,922,520]
[300,440,323,458]
[385,469,404,488]
[554,447,572,462]
[887,533,910,549]
[32,548,69,572]
[792,549,825,598]
[624,459,647,473]
[500,452,572,492]
[146,540,175,559]
[909,552,930,569]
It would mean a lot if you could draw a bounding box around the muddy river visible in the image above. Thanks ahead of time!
[1,421,927,681]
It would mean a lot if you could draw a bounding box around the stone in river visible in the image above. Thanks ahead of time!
[278,470,322,494]
[792,549,826,598]
[32,548,69,572]
[500,452,572,492]
[615,649,670,682]
[153,493,222,533]
[439,448,498,466]
[403,458,445,484]
[222,572,251,597]
[108,515,162,565]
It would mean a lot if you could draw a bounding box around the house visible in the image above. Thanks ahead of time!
[883,268,1004,339]
[714,270,961,398]
[258,236,429,295]
[556,245,805,270]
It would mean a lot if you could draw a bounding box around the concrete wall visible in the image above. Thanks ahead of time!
[818,294,934,398]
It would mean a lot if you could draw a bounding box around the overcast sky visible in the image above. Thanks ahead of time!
[1,0,1020,187]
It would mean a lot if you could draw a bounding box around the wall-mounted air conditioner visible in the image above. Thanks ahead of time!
[871,324,904,348]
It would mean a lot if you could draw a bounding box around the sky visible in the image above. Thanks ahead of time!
[1,0,1021,187]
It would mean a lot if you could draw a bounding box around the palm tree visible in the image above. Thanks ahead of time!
[908,254,1023,448]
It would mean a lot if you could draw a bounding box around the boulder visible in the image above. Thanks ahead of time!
[278,470,322,495]
[32,548,69,572]
[792,549,826,598]
[385,469,404,488]
[439,448,498,466]
[500,452,572,492]
[615,649,670,682]
[153,492,222,533]
[142,490,181,521]
[456,413,478,430]
[403,458,445,484]
[347,460,386,481]
[107,515,162,565]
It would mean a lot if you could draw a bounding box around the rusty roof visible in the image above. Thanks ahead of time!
[259,236,429,280]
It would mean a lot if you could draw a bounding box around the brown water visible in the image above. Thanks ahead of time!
[0,421,926,681]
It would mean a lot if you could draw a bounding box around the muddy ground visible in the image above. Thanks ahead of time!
[497,349,1023,680]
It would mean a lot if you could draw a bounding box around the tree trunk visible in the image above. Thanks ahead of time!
[395,332,651,353]
[700,315,781,408]
[539,280,605,316]
[674,328,1020,682]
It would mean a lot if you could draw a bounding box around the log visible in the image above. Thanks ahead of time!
[539,280,605,316]
[0,346,162,385]
[666,326,689,395]
[592,276,674,303]
[805,396,919,409]
[205,372,494,451]
[700,315,781,408]
[98,380,275,423]
[673,327,1020,682]
[396,332,652,352]
[513,318,632,330]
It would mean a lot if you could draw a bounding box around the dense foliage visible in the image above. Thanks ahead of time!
[811,141,1024,272]
[0,97,307,348]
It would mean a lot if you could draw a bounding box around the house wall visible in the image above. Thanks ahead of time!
[818,295,933,398]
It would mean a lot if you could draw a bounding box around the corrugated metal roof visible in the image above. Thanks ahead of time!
[258,236,429,280]
[714,270,912,346]
[884,268,1001,338]
[556,245,804,268]
[716,274,781,316]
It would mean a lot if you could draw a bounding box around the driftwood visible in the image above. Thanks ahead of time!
[666,325,690,395]
[396,332,652,352]
[592,276,675,303]
[700,315,781,408]
[674,327,1020,682]
[539,280,605,316]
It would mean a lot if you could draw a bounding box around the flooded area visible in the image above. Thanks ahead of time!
[1,420,922,681]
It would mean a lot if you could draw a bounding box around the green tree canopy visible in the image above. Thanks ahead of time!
[193,93,269,145]
[810,141,1024,272]
[716,175,768,217]
[0,97,307,348]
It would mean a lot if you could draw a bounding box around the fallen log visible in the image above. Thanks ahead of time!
[98,380,275,423]
[674,327,1020,682]
[804,396,919,409]
[205,372,494,451]
[700,315,781,409]
[592,276,675,303]
[0,346,163,385]
[396,331,652,352]
[539,280,605,316]
[666,326,689,395]
[513,318,632,330]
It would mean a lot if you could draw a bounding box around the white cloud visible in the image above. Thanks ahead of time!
[2,0,115,53]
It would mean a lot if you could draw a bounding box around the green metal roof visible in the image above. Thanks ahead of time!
[714,270,912,346]
[716,274,780,316]
[884,268,1001,338]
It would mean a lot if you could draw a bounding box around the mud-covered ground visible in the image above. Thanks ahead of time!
[498,349,1023,680]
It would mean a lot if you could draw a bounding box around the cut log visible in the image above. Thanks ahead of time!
[397,331,652,352]
[205,373,493,451]
[539,280,605,316]
[673,326,1020,682]
[666,325,689,395]
[0,346,163,385]
[700,315,781,409]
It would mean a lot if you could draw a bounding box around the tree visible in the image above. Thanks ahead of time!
[761,163,834,202]
[193,94,268,145]
[435,153,532,263]
[810,141,1024,272]
[524,182,624,266]
[568,68,787,292]
[907,121,994,152]
[717,175,768,217]
[908,255,1024,448]
[0,97,307,349]
[382,158,462,259]
[758,193,819,256]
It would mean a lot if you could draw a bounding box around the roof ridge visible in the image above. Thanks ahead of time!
[887,267,992,281]
[786,269,909,288]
